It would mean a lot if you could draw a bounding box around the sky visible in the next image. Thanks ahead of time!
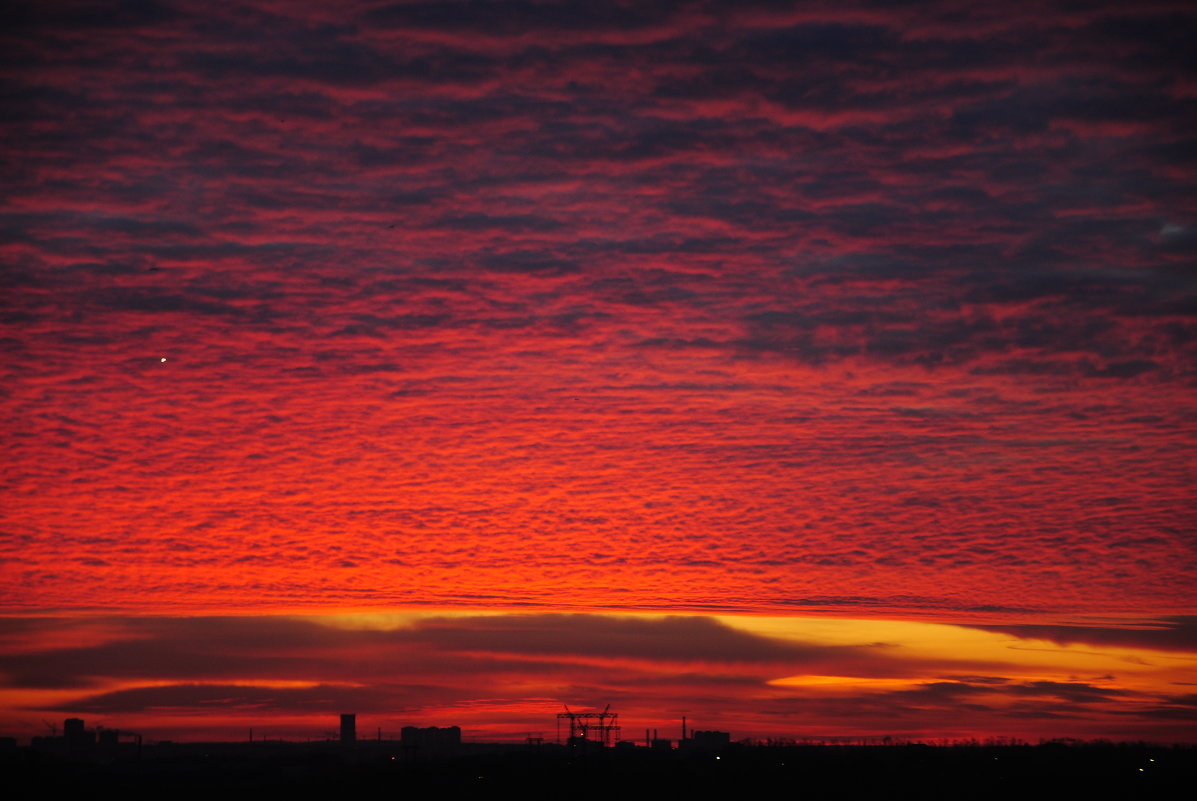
[1,0,1195,745]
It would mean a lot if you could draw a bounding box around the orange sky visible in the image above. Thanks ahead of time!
[2,611,1195,744]
[2,0,1195,744]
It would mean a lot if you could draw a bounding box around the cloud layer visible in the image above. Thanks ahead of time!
[2,613,1194,743]
[1,1,1195,617]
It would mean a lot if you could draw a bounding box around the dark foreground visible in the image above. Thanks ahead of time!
[6,741,1193,800]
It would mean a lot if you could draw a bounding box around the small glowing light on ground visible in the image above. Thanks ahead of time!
[160,357,167,362]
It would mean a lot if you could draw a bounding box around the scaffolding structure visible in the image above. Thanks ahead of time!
[556,705,620,747]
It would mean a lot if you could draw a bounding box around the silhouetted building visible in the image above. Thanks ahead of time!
[340,714,356,744]
[64,718,94,751]
[685,730,731,752]
[401,725,461,753]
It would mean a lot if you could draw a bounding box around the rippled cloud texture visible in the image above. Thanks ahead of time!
[2,0,1195,742]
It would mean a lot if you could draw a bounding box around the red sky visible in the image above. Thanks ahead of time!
[2,0,1195,745]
